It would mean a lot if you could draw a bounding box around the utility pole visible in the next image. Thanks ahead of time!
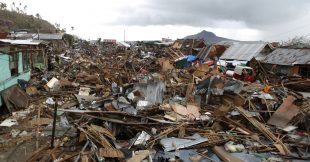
[124,29,126,42]
[37,29,40,40]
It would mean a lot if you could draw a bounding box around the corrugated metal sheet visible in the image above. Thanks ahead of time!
[8,33,63,40]
[263,48,310,66]
[220,42,268,61]
[7,33,34,39]
[160,133,208,152]
[117,41,130,47]
[33,33,63,40]
[0,39,44,45]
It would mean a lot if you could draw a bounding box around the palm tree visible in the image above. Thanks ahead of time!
[12,2,15,11]
[55,23,60,28]
[0,3,7,10]
[24,5,27,13]
[71,26,74,31]
[55,23,60,31]
[97,38,101,45]
[35,13,41,19]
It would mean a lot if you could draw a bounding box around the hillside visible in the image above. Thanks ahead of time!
[0,9,56,33]
[184,30,235,44]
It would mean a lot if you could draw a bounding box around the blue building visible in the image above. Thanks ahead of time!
[0,39,46,107]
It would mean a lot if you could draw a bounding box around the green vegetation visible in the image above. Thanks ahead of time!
[0,2,56,33]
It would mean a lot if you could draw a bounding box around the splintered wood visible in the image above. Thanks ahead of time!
[99,148,124,158]
[78,125,113,148]
[235,106,290,155]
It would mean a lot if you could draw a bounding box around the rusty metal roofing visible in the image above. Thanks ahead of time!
[262,48,310,66]
[220,41,269,61]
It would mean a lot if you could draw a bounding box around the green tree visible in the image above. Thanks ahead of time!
[61,28,66,33]
[97,38,101,44]
[23,5,27,13]
[11,2,15,11]
[0,2,7,10]
[35,13,41,19]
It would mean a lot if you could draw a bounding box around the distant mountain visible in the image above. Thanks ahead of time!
[184,30,235,44]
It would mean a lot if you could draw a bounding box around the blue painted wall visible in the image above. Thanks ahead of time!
[0,54,11,81]
[0,52,31,107]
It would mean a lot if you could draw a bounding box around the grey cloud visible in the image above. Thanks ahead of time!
[113,0,310,29]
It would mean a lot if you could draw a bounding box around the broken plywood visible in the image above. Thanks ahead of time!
[171,103,200,120]
[1,85,30,112]
[99,148,124,158]
[267,95,300,128]
[127,150,150,162]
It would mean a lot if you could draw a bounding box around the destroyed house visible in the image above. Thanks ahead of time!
[8,32,65,52]
[261,48,310,77]
[33,33,65,52]
[8,32,63,41]
[0,40,42,106]
[172,39,207,55]
[196,44,227,61]
[220,41,273,67]
[0,39,47,72]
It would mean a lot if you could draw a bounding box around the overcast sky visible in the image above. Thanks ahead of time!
[3,0,310,41]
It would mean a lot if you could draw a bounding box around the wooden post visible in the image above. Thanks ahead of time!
[51,100,58,148]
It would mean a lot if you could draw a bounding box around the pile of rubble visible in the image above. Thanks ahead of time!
[0,43,309,162]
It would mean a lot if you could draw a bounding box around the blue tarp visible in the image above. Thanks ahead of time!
[186,55,198,62]
[175,55,198,68]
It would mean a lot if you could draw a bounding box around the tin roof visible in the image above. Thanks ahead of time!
[8,33,63,40]
[33,33,63,40]
[0,39,44,45]
[7,33,34,39]
[220,41,270,61]
[117,41,130,47]
[262,48,310,66]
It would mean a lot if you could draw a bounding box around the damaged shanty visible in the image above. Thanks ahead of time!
[261,48,310,77]
[0,39,48,70]
[171,39,207,55]
[0,39,45,110]
[0,36,309,162]
[8,31,66,52]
